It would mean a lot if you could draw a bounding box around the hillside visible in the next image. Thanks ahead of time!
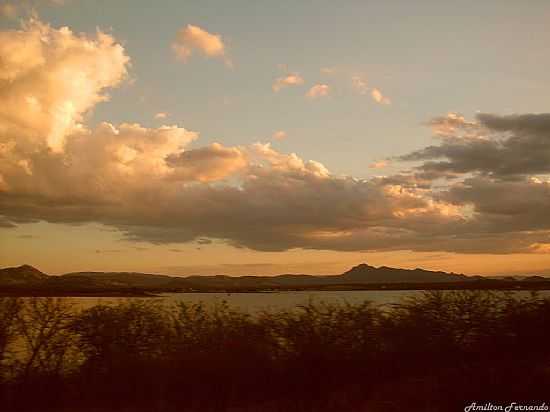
[339,263,469,283]
[0,264,49,286]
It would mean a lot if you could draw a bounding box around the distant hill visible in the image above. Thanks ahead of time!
[0,264,48,286]
[2,263,467,290]
[1,263,549,295]
[59,271,191,289]
[339,263,469,283]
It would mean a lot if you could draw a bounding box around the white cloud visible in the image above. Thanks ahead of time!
[306,84,330,99]
[155,112,168,120]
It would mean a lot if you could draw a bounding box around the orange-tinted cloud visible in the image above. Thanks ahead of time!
[0,19,129,152]
[272,130,288,140]
[272,73,304,92]
[371,88,391,105]
[172,24,230,66]
[306,84,330,99]
[166,143,248,182]
[369,160,389,169]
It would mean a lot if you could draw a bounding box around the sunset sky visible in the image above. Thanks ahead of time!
[1,0,550,276]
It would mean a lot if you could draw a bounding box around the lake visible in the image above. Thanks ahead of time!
[60,289,550,312]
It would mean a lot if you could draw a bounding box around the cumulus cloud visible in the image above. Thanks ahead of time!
[272,73,304,92]
[388,112,550,253]
[166,143,247,182]
[306,84,330,99]
[172,24,230,66]
[271,130,287,140]
[3,19,550,255]
[0,19,129,152]
[371,88,391,105]
[155,112,168,120]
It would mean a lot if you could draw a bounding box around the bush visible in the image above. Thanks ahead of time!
[0,291,549,411]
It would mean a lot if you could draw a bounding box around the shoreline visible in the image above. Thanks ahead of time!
[2,282,550,297]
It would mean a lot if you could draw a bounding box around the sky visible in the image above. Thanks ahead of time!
[1,0,550,276]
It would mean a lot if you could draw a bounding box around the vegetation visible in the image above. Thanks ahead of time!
[0,292,549,411]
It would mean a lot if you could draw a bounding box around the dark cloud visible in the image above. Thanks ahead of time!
[400,113,550,178]
[441,176,550,233]
[0,216,16,228]
[478,113,550,134]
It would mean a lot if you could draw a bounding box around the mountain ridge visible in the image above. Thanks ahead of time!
[1,263,549,294]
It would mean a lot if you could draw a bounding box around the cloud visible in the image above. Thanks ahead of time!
[369,160,389,169]
[3,20,550,256]
[155,112,168,120]
[400,113,550,178]
[196,238,212,245]
[272,73,304,92]
[306,84,330,99]
[172,24,230,66]
[427,112,479,137]
[0,18,129,152]
[351,75,369,95]
[166,143,248,182]
[271,130,287,140]
[371,88,391,105]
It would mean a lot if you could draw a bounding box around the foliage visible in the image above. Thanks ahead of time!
[0,292,549,411]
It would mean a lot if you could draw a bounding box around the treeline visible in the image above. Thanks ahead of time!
[1,292,549,411]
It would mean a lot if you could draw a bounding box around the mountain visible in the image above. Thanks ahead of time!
[523,275,548,282]
[59,271,191,289]
[0,264,48,286]
[339,264,469,283]
[56,263,470,290]
[2,263,550,295]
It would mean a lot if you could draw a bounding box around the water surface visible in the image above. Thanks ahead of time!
[62,290,550,312]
